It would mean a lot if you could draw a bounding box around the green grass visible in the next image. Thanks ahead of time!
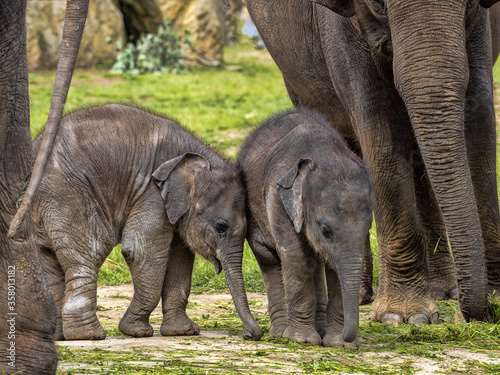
[29,37,292,156]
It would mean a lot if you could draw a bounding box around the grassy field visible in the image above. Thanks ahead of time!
[29,37,500,374]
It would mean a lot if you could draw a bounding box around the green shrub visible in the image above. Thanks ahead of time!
[111,19,191,75]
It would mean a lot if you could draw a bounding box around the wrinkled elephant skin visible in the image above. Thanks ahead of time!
[0,0,88,373]
[247,0,500,323]
[237,109,372,346]
[31,104,262,342]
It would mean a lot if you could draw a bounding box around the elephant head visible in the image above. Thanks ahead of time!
[313,0,500,321]
[277,157,372,342]
[8,0,90,240]
[153,153,262,340]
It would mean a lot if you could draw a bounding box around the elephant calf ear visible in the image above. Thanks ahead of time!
[277,158,315,233]
[153,153,210,224]
[312,0,355,17]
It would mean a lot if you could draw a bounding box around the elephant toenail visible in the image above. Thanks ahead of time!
[381,313,403,325]
[407,314,429,325]
[431,312,440,323]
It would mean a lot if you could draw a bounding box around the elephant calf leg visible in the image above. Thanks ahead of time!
[281,254,321,346]
[119,233,168,337]
[62,266,105,340]
[160,237,199,336]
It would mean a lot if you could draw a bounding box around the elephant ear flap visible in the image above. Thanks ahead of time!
[481,0,500,8]
[277,158,316,233]
[312,0,355,17]
[153,152,210,224]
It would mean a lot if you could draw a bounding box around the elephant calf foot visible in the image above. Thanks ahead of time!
[283,325,322,346]
[160,315,200,336]
[322,332,360,348]
[371,293,439,325]
[63,320,106,340]
[119,310,154,337]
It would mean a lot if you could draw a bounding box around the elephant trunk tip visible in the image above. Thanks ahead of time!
[242,322,263,341]
[342,325,358,343]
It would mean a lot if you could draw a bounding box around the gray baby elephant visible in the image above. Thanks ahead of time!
[237,109,372,347]
[30,104,262,341]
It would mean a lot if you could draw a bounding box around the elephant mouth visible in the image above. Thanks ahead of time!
[211,257,223,275]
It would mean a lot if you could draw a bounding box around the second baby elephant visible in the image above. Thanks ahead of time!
[237,109,372,347]
[30,103,262,341]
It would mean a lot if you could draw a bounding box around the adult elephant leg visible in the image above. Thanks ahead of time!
[314,7,439,324]
[413,147,458,301]
[119,207,170,337]
[465,11,500,296]
[363,122,438,324]
[388,1,489,321]
[9,0,90,239]
[349,85,437,324]
[160,235,199,336]
[247,220,287,336]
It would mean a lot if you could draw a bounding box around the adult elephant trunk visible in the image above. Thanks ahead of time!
[8,0,89,240]
[218,244,263,341]
[389,0,488,320]
[330,252,363,343]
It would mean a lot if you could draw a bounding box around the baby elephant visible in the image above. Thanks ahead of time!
[31,104,262,341]
[237,109,372,347]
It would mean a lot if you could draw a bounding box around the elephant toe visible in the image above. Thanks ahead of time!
[283,326,322,346]
[372,291,439,326]
[380,313,403,326]
[407,313,431,325]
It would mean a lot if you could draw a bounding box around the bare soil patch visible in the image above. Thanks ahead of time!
[55,284,500,374]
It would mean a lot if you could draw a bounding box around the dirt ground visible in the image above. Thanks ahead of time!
[55,284,500,374]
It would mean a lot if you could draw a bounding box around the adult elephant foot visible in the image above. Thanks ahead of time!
[371,293,439,325]
[283,325,322,345]
[119,309,154,337]
[322,332,360,348]
[160,315,200,336]
[63,318,106,340]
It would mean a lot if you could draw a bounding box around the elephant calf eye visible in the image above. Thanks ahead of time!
[213,219,229,235]
[320,224,334,241]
